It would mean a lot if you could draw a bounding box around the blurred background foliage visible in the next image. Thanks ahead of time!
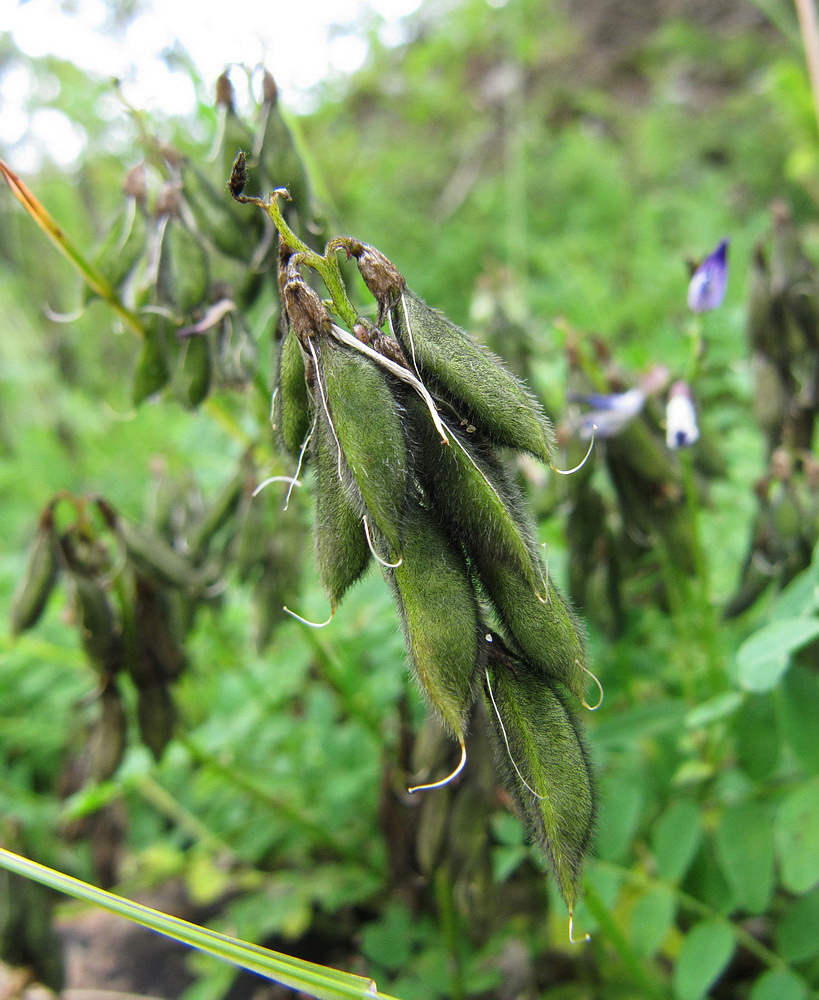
[1,0,818,999]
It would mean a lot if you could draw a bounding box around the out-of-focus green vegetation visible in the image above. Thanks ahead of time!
[1,1,818,999]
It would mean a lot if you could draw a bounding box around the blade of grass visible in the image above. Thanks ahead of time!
[0,848,400,1000]
[0,160,144,338]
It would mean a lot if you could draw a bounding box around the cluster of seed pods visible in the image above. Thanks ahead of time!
[240,174,598,918]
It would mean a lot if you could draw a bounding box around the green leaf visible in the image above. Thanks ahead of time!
[0,849,398,1000]
[713,801,775,914]
[748,968,808,1000]
[780,667,819,771]
[672,921,735,1000]
[735,695,780,782]
[629,885,676,958]
[651,800,702,882]
[596,766,644,863]
[776,886,819,962]
[736,618,819,692]
[774,780,819,893]
[685,692,744,728]
[768,556,819,620]
[360,903,413,971]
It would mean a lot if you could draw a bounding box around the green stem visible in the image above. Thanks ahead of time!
[132,773,235,858]
[176,734,364,864]
[261,193,358,329]
[1,160,144,338]
[435,868,465,1000]
[582,883,666,998]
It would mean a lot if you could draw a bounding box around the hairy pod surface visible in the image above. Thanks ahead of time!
[392,290,555,464]
[319,336,408,554]
[10,520,60,636]
[274,325,312,460]
[314,404,371,610]
[404,393,545,595]
[484,662,595,912]
[390,502,483,739]
[475,555,586,700]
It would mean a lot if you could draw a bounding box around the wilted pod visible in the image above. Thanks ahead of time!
[137,683,177,761]
[10,505,60,636]
[69,572,126,678]
[484,655,596,913]
[318,335,408,556]
[390,289,555,464]
[389,501,484,741]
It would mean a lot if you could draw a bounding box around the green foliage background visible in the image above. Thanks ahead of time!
[1,1,818,999]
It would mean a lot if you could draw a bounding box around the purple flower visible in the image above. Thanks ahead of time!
[569,388,645,439]
[687,238,729,312]
[665,382,699,448]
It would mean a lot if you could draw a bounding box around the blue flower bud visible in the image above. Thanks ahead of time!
[687,238,729,312]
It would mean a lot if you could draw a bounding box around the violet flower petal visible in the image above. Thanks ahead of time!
[687,238,729,312]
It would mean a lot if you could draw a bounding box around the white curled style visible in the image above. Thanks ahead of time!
[407,737,467,794]
[484,668,545,802]
[363,516,402,568]
[329,323,449,445]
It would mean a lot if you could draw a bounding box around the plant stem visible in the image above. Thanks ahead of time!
[261,192,358,328]
[582,882,666,998]
[795,0,819,139]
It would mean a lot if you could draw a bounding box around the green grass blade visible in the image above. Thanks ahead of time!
[0,849,400,1000]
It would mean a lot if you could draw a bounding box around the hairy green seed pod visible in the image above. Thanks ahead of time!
[71,573,125,677]
[390,503,483,739]
[391,290,555,464]
[274,325,312,459]
[484,661,596,912]
[136,683,176,761]
[404,393,545,597]
[475,555,586,700]
[319,336,407,554]
[10,515,60,636]
[314,404,371,611]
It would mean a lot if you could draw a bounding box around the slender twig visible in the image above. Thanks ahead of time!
[795,0,819,138]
